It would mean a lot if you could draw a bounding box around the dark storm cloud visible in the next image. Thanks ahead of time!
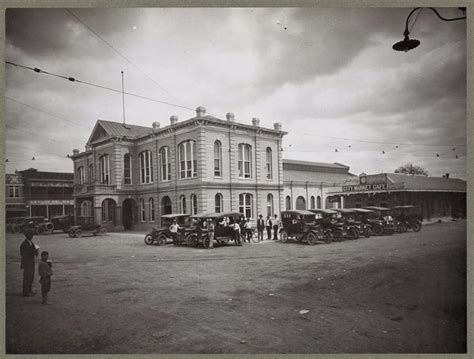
[253,7,465,93]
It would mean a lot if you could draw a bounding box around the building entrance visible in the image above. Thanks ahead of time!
[122,198,137,230]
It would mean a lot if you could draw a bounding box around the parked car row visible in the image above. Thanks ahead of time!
[5,215,107,238]
[278,205,423,245]
[144,212,248,249]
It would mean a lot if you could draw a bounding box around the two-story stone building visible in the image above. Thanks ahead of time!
[70,107,287,231]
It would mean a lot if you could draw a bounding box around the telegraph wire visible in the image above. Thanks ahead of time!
[5,60,467,150]
[64,9,182,104]
[5,96,89,129]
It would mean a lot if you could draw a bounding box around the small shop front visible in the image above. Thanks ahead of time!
[327,173,466,220]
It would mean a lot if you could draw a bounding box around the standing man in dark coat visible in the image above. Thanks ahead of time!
[20,229,39,297]
[273,214,280,240]
[257,214,265,241]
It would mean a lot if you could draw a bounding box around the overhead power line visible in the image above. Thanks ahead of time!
[6,96,89,129]
[5,60,467,149]
[64,8,181,104]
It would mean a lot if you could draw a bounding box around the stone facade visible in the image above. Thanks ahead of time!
[71,107,287,231]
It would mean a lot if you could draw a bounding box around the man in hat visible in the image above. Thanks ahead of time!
[20,229,39,297]
[169,218,181,246]
[207,218,215,249]
[257,214,265,241]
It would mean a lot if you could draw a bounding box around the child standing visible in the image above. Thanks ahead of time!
[38,251,52,305]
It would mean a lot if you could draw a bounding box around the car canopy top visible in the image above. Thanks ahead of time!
[282,210,316,216]
[190,212,242,219]
[309,209,339,214]
[364,206,391,211]
[349,208,374,213]
[392,205,416,209]
[161,213,191,219]
[334,208,356,213]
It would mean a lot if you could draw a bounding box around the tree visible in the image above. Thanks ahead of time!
[394,163,429,176]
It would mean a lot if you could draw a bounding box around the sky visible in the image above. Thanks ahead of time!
[4,7,467,178]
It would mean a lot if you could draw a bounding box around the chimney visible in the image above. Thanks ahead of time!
[252,117,260,127]
[273,122,282,131]
[73,149,80,156]
[226,112,235,122]
[196,106,206,117]
[152,121,160,130]
[445,173,450,179]
[170,116,178,126]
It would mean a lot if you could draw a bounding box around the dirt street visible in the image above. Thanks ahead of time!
[5,221,466,354]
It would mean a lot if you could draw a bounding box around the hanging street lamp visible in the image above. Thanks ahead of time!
[392,7,466,52]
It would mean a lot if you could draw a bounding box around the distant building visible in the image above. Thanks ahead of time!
[282,160,357,210]
[70,107,287,231]
[326,173,466,219]
[5,173,27,218]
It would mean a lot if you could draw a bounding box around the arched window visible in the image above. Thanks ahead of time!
[140,198,146,221]
[99,155,110,184]
[102,199,115,222]
[285,196,291,210]
[215,193,223,213]
[80,201,92,217]
[178,140,197,179]
[266,147,272,180]
[76,166,84,185]
[238,143,252,178]
[161,196,172,215]
[179,195,187,214]
[124,153,131,184]
[239,193,253,219]
[191,194,198,215]
[310,196,315,209]
[296,196,306,210]
[88,163,94,184]
[267,194,274,217]
[149,198,155,221]
[317,196,322,209]
[159,146,171,181]
[139,150,153,184]
[214,140,222,177]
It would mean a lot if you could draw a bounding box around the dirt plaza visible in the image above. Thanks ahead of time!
[5,221,466,354]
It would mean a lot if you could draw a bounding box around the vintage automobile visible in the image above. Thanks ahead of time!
[391,205,423,232]
[309,209,348,241]
[6,217,25,234]
[34,215,74,235]
[12,216,48,234]
[144,213,191,246]
[333,208,371,238]
[68,217,107,238]
[188,212,245,248]
[363,206,397,235]
[279,210,327,244]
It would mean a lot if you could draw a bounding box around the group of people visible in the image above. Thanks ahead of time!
[20,229,53,305]
[169,213,282,249]
[256,214,281,241]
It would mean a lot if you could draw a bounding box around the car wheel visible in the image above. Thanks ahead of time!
[75,229,82,238]
[412,221,422,232]
[100,227,108,234]
[157,234,167,246]
[35,227,45,235]
[348,228,359,240]
[68,230,75,238]
[333,230,343,241]
[202,236,210,249]
[306,232,316,245]
[372,226,383,236]
[280,230,288,243]
[324,230,333,243]
[144,234,154,245]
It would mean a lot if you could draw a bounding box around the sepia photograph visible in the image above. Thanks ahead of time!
[3,5,468,354]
